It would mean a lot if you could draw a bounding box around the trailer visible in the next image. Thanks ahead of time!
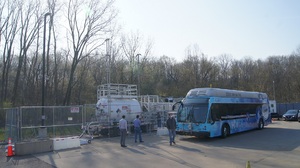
[85,83,176,137]
[87,84,143,136]
[269,100,280,118]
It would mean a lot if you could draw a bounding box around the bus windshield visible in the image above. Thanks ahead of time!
[177,104,208,123]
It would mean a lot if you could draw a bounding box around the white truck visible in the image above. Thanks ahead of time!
[269,100,280,119]
[269,100,282,120]
[269,100,277,113]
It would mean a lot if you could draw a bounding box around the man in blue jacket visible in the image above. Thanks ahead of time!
[133,115,144,143]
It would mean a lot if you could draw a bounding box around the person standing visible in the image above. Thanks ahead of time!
[166,113,176,146]
[133,115,144,143]
[119,115,127,147]
[157,112,162,128]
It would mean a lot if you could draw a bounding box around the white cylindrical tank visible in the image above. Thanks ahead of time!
[96,98,142,122]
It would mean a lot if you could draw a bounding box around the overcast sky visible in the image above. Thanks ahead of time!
[115,0,300,62]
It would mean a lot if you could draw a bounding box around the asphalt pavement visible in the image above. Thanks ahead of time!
[1,121,300,168]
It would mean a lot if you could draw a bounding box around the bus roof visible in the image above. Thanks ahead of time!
[186,88,268,99]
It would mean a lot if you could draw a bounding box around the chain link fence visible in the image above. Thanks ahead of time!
[2,101,300,143]
[3,105,171,143]
[22,106,85,141]
[4,108,19,143]
[4,106,86,142]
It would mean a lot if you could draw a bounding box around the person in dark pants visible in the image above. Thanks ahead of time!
[133,115,144,143]
[119,115,127,147]
[166,113,176,146]
[157,112,162,128]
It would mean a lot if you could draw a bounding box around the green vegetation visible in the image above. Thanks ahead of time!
[20,126,82,140]
[0,127,5,141]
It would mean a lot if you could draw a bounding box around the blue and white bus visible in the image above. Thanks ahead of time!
[174,88,271,138]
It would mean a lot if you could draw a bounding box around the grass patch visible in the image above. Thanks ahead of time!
[0,127,5,141]
[0,126,83,141]
[20,126,82,140]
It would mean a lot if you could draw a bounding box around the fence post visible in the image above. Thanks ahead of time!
[18,107,21,142]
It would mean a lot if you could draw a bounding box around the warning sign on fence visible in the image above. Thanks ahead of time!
[70,107,80,113]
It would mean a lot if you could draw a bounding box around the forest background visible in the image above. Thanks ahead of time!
[1,0,300,109]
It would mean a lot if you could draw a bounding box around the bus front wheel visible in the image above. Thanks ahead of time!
[258,119,264,130]
[221,124,230,138]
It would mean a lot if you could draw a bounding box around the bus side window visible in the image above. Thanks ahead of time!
[211,111,217,121]
[211,104,220,121]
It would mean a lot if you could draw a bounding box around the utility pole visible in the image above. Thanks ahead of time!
[105,38,111,136]
[40,12,52,139]
[273,81,276,100]
[42,12,52,126]
[136,54,141,96]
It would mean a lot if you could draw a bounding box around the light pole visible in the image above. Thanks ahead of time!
[105,38,111,85]
[273,80,276,100]
[136,54,141,96]
[105,38,111,135]
[42,12,52,127]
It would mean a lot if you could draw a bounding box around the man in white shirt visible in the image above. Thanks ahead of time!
[119,115,127,147]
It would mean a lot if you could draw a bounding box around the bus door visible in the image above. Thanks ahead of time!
[208,103,224,137]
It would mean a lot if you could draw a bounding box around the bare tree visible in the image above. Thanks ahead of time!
[1,0,20,106]
[64,0,117,105]
[141,57,164,95]
[121,32,142,84]
[216,54,232,88]
[0,0,8,44]
[229,60,241,89]
[255,59,270,92]
[183,44,214,88]
[156,55,179,96]
[239,57,256,90]
[11,0,43,105]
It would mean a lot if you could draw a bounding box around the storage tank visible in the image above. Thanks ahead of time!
[96,98,142,123]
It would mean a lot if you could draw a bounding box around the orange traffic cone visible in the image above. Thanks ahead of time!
[6,138,13,157]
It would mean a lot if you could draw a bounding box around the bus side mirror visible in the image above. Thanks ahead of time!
[172,101,183,111]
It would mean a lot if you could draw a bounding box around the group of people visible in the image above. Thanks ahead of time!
[119,113,176,147]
